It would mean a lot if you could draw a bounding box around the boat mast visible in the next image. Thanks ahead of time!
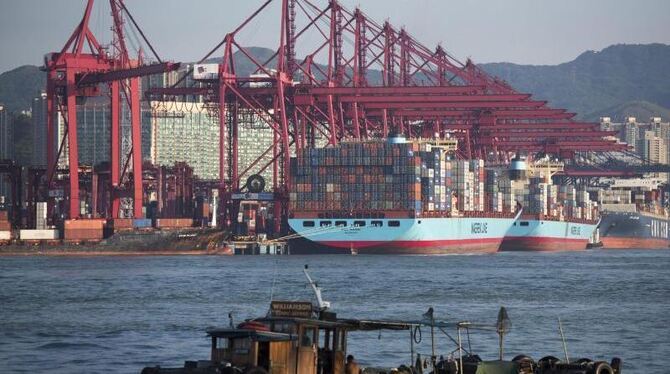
[303,265,331,310]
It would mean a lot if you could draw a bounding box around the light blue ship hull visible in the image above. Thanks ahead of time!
[288,214,518,254]
[500,217,597,251]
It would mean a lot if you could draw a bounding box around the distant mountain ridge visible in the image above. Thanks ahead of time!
[480,43,670,120]
[1,44,669,122]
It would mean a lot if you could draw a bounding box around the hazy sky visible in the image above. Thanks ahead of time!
[1,0,669,73]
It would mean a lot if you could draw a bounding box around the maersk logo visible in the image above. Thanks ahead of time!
[471,222,488,234]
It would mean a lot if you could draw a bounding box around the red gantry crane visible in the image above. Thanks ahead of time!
[44,0,179,221]
[148,0,626,232]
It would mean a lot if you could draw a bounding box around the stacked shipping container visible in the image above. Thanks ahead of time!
[291,141,498,215]
[0,210,11,241]
[290,140,598,221]
[490,170,598,221]
[291,141,423,213]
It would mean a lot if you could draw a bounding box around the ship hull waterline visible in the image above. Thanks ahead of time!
[599,211,670,250]
[288,213,520,255]
[500,218,598,252]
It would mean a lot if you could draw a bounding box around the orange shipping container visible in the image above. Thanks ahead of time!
[65,219,105,230]
[108,218,133,230]
[0,220,11,231]
[155,218,193,229]
[64,229,103,240]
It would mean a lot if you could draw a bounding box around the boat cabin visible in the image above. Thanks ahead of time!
[208,303,351,374]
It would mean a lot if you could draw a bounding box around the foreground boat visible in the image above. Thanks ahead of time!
[142,266,622,374]
[500,215,598,252]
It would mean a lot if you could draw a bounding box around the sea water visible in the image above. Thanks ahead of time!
[0,250,669,373]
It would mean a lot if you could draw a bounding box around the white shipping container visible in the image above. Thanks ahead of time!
[193,64,219,80]
[20,229,59,240]
[0,231,10,240]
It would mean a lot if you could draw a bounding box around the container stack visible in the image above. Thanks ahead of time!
[548,185,559,216]
[489,166,598,220]
[471,160,485,211]
[292,141,424,213]
[107,218,134,232]
[36,202,47,230]
[0,210,11,241]
[576,189,594,220]
[558,185,576,218]
[155,218,194,229]
[528,177,549,215]
[485,170,503,213]
[512,179,531,211]
[498,177,516,213]
[419,144,451,212]
[454,160,474,212]
[598,190,632,204]
[64,219,105,241]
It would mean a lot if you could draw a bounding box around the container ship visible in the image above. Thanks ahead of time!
[288,136,519,254]
[597,178,670,249]
[497,158,599,252]
[502,216,599,252]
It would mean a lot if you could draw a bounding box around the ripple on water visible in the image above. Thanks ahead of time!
[0,251,668,373]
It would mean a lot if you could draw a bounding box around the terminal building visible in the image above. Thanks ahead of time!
[601,116,670,162]
[601,116,670,180]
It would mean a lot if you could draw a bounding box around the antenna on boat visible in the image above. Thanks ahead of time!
[422,307,436,361]
[558,317,570,364]
[304,265,331,310]
[496,307,512,360]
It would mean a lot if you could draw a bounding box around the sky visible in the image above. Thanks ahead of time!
[1,0,669,74]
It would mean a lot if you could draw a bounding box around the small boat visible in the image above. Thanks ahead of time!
[141,266,622,374]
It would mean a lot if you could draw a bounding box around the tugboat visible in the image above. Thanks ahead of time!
[141,266,622,374]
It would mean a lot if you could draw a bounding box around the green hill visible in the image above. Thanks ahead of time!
[0,65,45,112]
[481,43,670,120]
[583,100,670,122]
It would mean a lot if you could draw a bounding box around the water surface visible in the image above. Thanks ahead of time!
[1,250,669,373]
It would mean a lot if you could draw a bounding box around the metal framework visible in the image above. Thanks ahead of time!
[44,0,178,220]
[146,0,626,232]
[45,0,632,232]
